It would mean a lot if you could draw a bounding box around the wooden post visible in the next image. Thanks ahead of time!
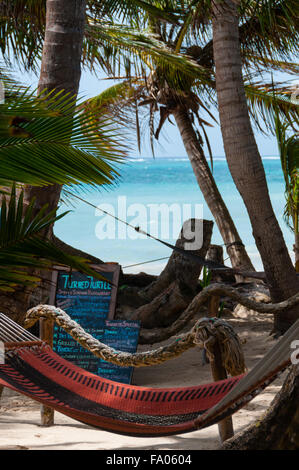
[207,244,222,319]
[0,385,4,406]
[208,295,220,318]
[205,246,233,441]
[40,318,55,426]
[209,338,234,442]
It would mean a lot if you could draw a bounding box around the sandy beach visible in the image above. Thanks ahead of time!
[0,312,285,451]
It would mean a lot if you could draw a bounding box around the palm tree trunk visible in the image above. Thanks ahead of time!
[222,364,299,450]
[3,0,87,320]
[295,232,299,273]
[211,0,299,332]
[24,0,87,216]
[294,211,299,272]
[173,105,255,275]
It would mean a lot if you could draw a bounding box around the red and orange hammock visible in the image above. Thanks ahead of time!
[0,313,298,437]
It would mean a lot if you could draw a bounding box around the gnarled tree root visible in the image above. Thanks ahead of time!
[222,364,299,450]
[139,283,299,344]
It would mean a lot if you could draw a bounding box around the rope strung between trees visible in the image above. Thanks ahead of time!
[63,190,265,280]
[25,305,245,375]
[24,284,299,374]
[24,304,199,367]
[123,256,170,269]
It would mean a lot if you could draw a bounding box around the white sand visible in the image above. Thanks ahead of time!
[0,314,285,450]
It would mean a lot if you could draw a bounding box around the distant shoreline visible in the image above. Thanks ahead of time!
[55,157,291,276]
[128,156,280,161]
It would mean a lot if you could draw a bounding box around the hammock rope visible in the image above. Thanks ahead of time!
[23,283,299,370]
[63,189,265,280]
[23,307,245,375]
[0,313,298,437]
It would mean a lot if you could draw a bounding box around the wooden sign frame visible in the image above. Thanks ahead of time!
[40,262,120,426]
[49,263,120,320]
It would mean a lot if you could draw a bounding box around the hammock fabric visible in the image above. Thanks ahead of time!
[1,315,298,437]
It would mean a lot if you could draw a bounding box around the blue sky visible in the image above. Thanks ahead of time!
[18,66,287,159]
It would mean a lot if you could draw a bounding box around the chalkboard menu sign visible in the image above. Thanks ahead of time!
[53,326,105,374]
[98,320,140,384]
[51,264,119,372]
[50,264,140,383]
[52,265,119,322]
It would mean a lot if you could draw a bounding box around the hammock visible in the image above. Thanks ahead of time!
[0,312,298,437]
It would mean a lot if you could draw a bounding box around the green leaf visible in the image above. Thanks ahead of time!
[0,74,126,188]
[0,186,112,291]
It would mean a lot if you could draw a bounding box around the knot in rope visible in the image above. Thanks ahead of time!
[192,317,246,376]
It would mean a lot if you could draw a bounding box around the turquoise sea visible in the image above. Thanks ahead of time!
[55,157,294,274]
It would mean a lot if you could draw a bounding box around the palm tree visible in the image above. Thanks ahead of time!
[0,0,188,224]
[172,92,255,274]
[0,0,185,316]
[211,0,299,333]
[85,76,256,274]
[0,62,124,320]
[1,1,298,322]
[84,0,298,275]
[87,0,299,329]
[149,1,298,275]
[22,0,87,217]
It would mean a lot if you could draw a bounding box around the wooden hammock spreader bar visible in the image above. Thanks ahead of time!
[4,341,43,351]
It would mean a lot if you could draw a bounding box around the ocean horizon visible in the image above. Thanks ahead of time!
[55,156,294,275]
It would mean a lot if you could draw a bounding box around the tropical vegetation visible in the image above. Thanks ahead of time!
[275,113,299,272]
[0,65,124,299]
[83,0,299,276]
[0,0,298,450]
[211,0,298,333]
[0,0,298,330]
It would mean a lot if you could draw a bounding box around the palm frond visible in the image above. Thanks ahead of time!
[184,0,299,71]
[0,70,126,188]
[88,0,181,24]
[274,113,298,233]
[0,185,111,291]
[239,0,299,64]
[0,0,46,71]
[245,82,299,134]
[0,0,180,71]
[242,54,299,77]
[81,78,148,154]
[85,20,210,84]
